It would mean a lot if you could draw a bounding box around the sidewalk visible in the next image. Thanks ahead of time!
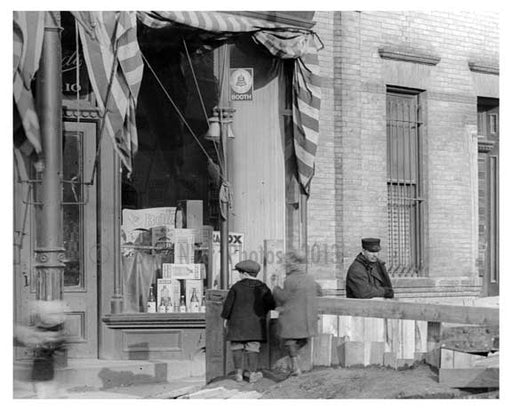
[13,376,205,399]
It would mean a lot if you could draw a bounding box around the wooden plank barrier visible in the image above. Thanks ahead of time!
[206,292,499,386]
[317,297,499,326]
[316,297,498,372]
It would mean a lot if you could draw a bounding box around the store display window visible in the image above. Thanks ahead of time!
[120,27,223,314]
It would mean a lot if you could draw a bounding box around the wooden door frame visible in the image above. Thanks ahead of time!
[61,118,99,358]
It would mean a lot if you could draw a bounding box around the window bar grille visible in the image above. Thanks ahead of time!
[387,104,394,274]
[416,101,423,276]
[387,92,422,277]
[396,100,403,276]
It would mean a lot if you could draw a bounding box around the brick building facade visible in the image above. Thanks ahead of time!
[308,11,499,300]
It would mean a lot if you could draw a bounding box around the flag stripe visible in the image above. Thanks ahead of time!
[13,11,45,155]
[74,11,143,171]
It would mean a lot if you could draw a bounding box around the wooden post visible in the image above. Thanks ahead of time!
[426,321,441,368]
[205,289,228,383]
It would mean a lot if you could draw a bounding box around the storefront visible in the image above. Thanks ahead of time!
[13,11,321,369]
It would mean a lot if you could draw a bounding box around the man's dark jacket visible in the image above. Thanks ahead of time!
[346,253,394,298]
[221,278,276,341]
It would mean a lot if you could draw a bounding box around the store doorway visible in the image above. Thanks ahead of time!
[14,120,99,360]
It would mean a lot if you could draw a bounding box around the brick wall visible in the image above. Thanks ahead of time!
[307,10,499,294]
[307,11,337,284]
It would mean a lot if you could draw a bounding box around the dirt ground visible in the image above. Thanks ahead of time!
[205,364,499,399]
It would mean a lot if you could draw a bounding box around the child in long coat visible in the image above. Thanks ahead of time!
[221,259,275,383]
[273,251,322,376]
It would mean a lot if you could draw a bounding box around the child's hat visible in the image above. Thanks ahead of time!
[234,260,260,276]
[31,300,68,328]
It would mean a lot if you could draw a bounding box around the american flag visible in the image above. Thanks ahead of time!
[13,11,45,155]
[73,11,143,173]
[253,30,321,195]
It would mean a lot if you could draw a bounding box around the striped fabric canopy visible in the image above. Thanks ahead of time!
[137,11,295,32]
[139,11,322,194]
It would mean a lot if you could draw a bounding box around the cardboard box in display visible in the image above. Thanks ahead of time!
[162,263,205,280]
[175,229,196,263]
[156,279,173,311]
[122,207,176,231]
[212,231,244,288]
[176,200,203,229]
[157,278,181,312]
[121,207,176,246]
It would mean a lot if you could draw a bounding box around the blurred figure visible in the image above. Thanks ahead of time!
[14,299,68,398]
[272,250,322,376]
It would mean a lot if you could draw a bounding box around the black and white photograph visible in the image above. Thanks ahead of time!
[7,1,507,402]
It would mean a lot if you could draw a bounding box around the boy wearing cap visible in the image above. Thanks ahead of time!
[221,259,276,383]
[346,238,394,299]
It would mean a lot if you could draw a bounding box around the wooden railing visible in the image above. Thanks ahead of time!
[317,297,498,325]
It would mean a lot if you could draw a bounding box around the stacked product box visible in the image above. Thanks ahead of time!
[156,278,181,312]
[174,229,195,264]
[161,263,205,312]
[162,263,205,280]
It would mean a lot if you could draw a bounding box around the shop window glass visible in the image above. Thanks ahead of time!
[63,130,84,287]
[121,30,221,313]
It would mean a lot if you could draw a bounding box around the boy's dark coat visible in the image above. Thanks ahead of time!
[221,278,276,342]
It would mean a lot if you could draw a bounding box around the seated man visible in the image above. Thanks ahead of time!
[346,238,394,299]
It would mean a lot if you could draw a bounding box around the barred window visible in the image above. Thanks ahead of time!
[386,88,424,276]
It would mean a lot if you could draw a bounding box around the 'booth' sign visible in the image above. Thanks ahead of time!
[230,68,253,101]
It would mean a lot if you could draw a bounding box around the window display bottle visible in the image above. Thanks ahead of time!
[158,298,166,313]
[190,288,200,312]
[147,286,156,313]
[200,294,206,313]
[179,295,187,312]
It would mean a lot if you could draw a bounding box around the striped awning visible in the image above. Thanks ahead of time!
[139,11,322,194]
[137,11,296,32]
